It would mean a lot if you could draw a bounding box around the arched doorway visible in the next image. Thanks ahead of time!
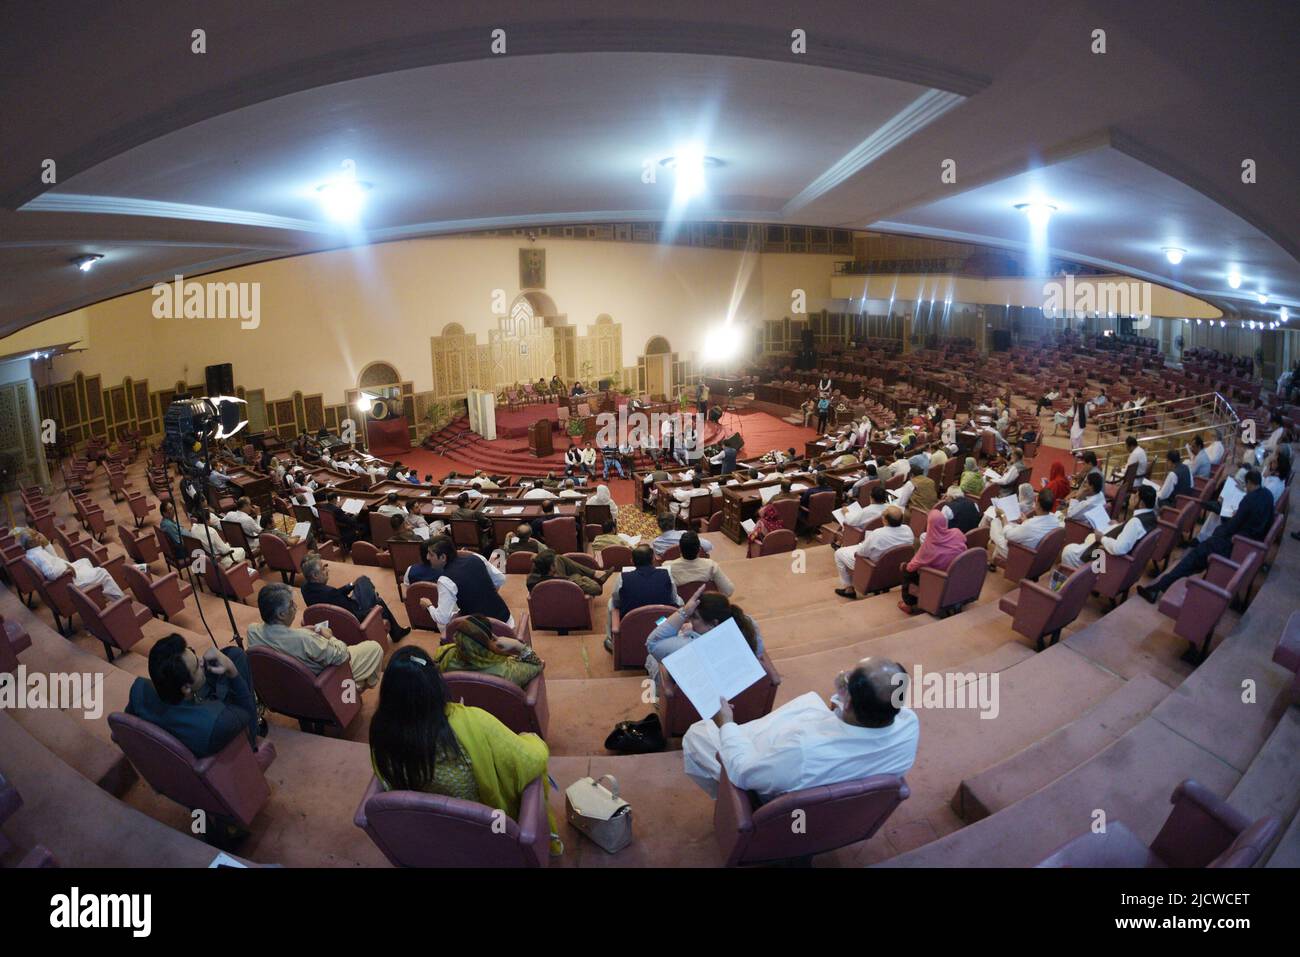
[347,361,414,449]
[643,336,673,401]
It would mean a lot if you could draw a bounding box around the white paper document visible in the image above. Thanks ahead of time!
[413,525,431,540]
[340,498,365,515]
[290,522,312,540]
[832,502,863,526]
[983,468,1001,482]
[789,482,809,492]
[1082,504,1111,531]
[660,617,766,721]
[503,506,524,515]
[994,493,1022,522]
[1219,480,1245,517]
[741,518,756,535]
[758,485,780,504]
[617,533,641,546]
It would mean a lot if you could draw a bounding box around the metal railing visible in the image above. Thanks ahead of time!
[1079,392,1240,485]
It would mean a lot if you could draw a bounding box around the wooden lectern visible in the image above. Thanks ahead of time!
[528,418,553,457]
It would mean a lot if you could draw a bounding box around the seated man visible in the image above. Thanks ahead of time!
[1156,449,1193,509]
[937,485,981,535]
[600,443,629,480]
[1064,472,1109,529]
[525,549,611,596]
[669,475,711,517]
[528,499,561,540]
[558,479,586,500]
[450,491,494,554]
[127,634,263,758]
[318,491,367,549]
[580,444,598,475]
[375,492,406,518]
[385,512,421,543]
[1188,434,1213,480]
[834,506,915,599]
[564,442,585,477]
[522,480,559,500]
[588,519,623,553]
[248,581,384,688]
[984,486,1059,565]
[682,657,919,801]
[188,506,253,569]
[1061,484,1158,569]
[416,536,515,629]
[604,543,681,652]
[17,528,132,600]
[158,500,187,563]
[664,531,735,597]
[222,496,264,554]
[505,523,542,555]
[906,462,938,513]
[301,553,410,642]
[652,511,714,558]
[988,448,1026,493]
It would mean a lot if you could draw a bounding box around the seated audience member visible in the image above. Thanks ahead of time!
[300,554,409,642]
[558,479,586,500]
[898,510,970,615]
[834,506,915,599]
[670,475,710,516]
[907,463,938,512]
[386,512,421,542]
[369,646,562,857]
[525,549,610,596]
[433,615,543,688]
[605,543,681,651]
[589,520,623,553]
[505,523,541,555]
[1156,449,1193,508]
[988,448,1026,493]
[1205,429,1225,466]
[644,591,761,684]
[1264,449,1290,504]
[415,536,514,629]
[376,492,405,518]
[1044,461,1071,507]
[1060,484,1158,568]
[247,581,383,688]
[1065,472,1108,528]
[580,443,598,475]
[564,442,584,477]
[984,486,1059,566]
[845,484,890,532]
[664,531,735,597]
[127,634,262,758]
[1072,450,1102,488]
[470,470,501,492]
[653,511,714,558]
[17,528,133,601]
[158,500,187,561]
[1260,412,1287,457]
[1116,434,1148,480]
[1188,434,1213,480]
[681,657,919,801]
[319,491,367,549]
[260,509,313,548]
[1138,470,1273,606]
[451,491,494,554]
[223,496,263,553]
[522,480,559,500]
[959,456,985,496]
[746,502,785,550]
[587,482,619,520]
[188,506,255,570]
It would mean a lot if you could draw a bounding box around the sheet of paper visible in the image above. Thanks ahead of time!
[413,525,430,540]
[1141,478,1161,491]
[341,498,365,515]
[983,468,1001,481]
[758,485,780,504]
[1082,504,1111,531]
[741,518,756,535]
[617,533,640,546]
[994,493,1022,522]
[790,483,809,492]
[1219,480,1245,517]
[290,521,312,540]
[660,617,766,721]
[503,507,524,515]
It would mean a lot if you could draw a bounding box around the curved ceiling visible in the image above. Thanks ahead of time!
[2,0,1297,336]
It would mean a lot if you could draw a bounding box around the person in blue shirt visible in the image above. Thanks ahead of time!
[644,591,763,686]
[651,512,714,558]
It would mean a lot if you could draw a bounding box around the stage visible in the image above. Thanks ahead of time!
[495,401,562,440]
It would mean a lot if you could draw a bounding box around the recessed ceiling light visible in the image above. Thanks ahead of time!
[1014,202,1057,228]
[71,254,103,272]
[315,178,372,224]
[1162,247,1186,265]
[660,150,721,202]
[1227,270,1242,289]
[1281,307,1290,322]
[1256,292,1269,305]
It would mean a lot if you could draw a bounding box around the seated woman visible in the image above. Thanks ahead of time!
[959,456,985,497]
[433,615,543,689]
[745,503,784,555]
[1044,461,1071,509]
[644,591,764,686]
[369,646,562,857]
[898,510,969,615]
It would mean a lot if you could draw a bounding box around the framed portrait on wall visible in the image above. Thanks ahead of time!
[519,248,545,289]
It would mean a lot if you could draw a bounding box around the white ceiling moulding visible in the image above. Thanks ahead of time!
[782,90,965,216]
[20,194,331,234]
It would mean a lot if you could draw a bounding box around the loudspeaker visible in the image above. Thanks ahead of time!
[204,363,234,397]
[991,330,1012,352]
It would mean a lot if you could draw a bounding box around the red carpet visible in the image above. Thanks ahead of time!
[494,402,562,440]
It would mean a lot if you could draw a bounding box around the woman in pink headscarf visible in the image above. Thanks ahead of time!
[898,509,970,615]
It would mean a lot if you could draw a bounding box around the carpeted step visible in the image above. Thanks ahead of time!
[1226,703,1300,834]
[6,699,138,795]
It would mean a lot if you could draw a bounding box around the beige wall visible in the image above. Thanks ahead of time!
[27,235,839,400]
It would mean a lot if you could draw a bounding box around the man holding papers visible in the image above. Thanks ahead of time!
[1059,483,1158,569]
[682,657,919,802]
[983,486,1060,566]
[1065,472,1108,529]
[834,506,915,599]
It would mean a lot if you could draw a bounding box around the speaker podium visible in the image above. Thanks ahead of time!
[528,418,553,458]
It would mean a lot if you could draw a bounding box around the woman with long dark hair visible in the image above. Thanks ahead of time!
[369,646,562,855]
[644,591,764,685]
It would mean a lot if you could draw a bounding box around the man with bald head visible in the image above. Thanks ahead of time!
[682,657,919,800]
[833,505,916,599]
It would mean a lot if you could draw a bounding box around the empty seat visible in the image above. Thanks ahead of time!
[259,533,310,585]
[1157,551,1259,664]
[121,563,194,622]
[609,603,675,671]
[999,565,1097,651]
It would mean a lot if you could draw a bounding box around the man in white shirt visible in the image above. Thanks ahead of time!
[986,487,1061,563]
[414,537,515,630]
[1060,485,1158,568]
[580,444,598,474]
[844,485,889,531]
[188,507,250,568]
[1205,431,1225,466]
[19,529,130,600]
[670,476,711,516]
[558,479,586,500]
[522,483,559,500]
[835,507,915,598]
[682,657,919,802]
[222,496,263,555]
[988,448,1026,493]
[663,531,735,596]
[1065,473,1109,529]
[375,492,406,518]
[1188,435,1212,480]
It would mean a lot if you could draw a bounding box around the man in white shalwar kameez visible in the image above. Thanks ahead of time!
[19,530,127,600]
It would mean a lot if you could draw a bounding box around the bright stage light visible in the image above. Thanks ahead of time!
[71,254,103,272]
[1281,307,1290,322]
[356,391,377,412]
[1256,292,1269,305]
[316,174,371,224]
[1227,270,1241,289]
[1014,201,1057,229]
[702,323,741,363]
[662,146,719,203]
[1163,247,1185,265]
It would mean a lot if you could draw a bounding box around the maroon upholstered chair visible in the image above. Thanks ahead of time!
[353,774,551,867]
[450,519,482,549]
[562,551,599,572]
[1062,516,1094,548]
[610,603,675,671]
[658,653,781,737]
[1157,551,1259,664]
[11,558,99,636]
[584,503,613,528]
[1273,612,1300,694]
[403,581,441,632]
[368,511,395,544]
[259,533,309,585]
[443,614,524,646]
[597,544,632,570]
[999,564,1097,651]
[388,540,424,599]
[122,564,194,622]
[302,603,389,649]
[542,517,578,554]
[1092,527,1161,606]
[220,520,264,567]
[202,555,257,604]
[67,584,152,661]
[247,645,361,735]
[0,772,57,868]
[0,614,31,676]
[442,670,550,738]
[914,548,988,617]
[1000,526,1065,584]
[852,541,916,596]
[350,540,392,568]
[1229,514,1283,605]
[1150,501,1196,572]
[526,578,592,634]
[505,551,535,574]
[714,766,908,867]
[118,524,162,566]
[1037,779,1280,868]
[755,528,796,558]
[705,511,724,532]
[770,498,799,530]
[108,712,276,831]
[964,525,990,550]
[658,544,682,562]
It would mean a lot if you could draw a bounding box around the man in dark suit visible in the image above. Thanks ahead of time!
[1138,469,1273,605]
[300,554,409,642]
[319,490,367,549]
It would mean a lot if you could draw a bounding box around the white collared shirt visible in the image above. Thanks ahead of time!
[856,523,915,563]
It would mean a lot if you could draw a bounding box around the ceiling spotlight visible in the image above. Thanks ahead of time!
[71,254,103,272]
[1195,319,1202,325]
[661,149,720,202]
[1219,320,1226,327]
[1227,270,1241,289]
[1163,247,1186,265]
[1256,292,1269,305]
[1281,307,1290,322]
[315,172,372,224]
[1014,202,1057,229]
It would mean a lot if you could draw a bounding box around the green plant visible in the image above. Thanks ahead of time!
[566,417,585,438]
